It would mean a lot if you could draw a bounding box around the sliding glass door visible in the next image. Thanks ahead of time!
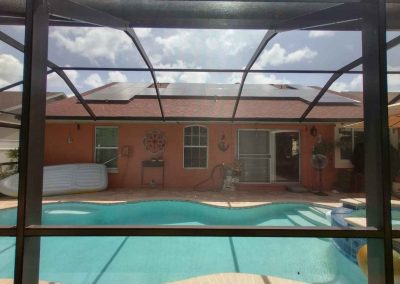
[238,130,271,182]
[238,130,300,183]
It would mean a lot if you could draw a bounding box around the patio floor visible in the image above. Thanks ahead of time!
[0,187,368,210]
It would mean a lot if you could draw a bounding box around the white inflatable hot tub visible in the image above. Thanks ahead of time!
[0,163,108,197]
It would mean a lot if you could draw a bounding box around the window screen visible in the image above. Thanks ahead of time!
[184,126,208,168]
[95,127,119,169]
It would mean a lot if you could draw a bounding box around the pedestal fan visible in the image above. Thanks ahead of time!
[312,154,328,196]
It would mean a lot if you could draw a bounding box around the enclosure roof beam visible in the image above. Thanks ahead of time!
[277,3,362,31]
[299,34,400,122]
[231,30,278,120]
[47,0,127,29]
[231,2,361,120]
[389,94,400,105]
[0,71,55,93]
[0,30,97,120]
[125,29,165,121]
[5,1,396,30]
[47,0,166,120]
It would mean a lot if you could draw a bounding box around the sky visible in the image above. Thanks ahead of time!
[0,25,399,97]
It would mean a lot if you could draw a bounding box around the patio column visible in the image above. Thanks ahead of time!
[362,0,393,283]
[14,0,49,283]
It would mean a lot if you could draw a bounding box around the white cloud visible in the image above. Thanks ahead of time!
[179,72,210,83]
[50,27,132,64]
[308,31,335,38]
[331,71,400,92]
[155,31,191,56]
[388,74,400,91]
[255,43,317,67]
[388,66,400,91]
[156,71,211,84]
[107,71,128,83]
[227,73,290,84]
[155,59,191,69]
[43,66,80,96]
[152,29,264,76]
[134,28,152,38]
[64,70,79,84]
[331,75,363,92]
[330,82,348,92]
[155,73,179,83]
[154,60,193,83]
[205,30,247,56]
[154,29,253,59]
[84,73,104,89]
[47,67,79,91]
[154,60,212,83]
[0,54,23,87]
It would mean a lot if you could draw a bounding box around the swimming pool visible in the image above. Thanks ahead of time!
[0,201,366,283]
[0,201,333,226]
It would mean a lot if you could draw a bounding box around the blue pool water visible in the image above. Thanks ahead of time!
[0,201,367,283]
[0,201,334,226]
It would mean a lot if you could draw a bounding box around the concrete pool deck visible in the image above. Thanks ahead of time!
[0,187,369,210]
[0,275,303,284]
[169,273,305,284]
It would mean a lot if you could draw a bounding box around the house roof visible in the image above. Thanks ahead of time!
[83,82,359,104]
[0,91,65,114]
[0,91,66,124]
[45,83,372,122]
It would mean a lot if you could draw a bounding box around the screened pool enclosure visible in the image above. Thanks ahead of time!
[0,0,399,283]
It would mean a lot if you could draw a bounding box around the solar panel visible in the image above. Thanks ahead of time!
[205,84,239,96]
[241,84,359,104]
[85,82,359,104]
[84,83,149,102]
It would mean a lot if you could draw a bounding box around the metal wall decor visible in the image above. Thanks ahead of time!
[218,134,230,152]
[143,129,166,153]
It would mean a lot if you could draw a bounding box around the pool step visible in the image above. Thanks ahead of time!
[297,210,330,226]
[308,206,330,218]
[286,214,316,227]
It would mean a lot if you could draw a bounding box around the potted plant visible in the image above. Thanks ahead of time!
[222,160,242,191]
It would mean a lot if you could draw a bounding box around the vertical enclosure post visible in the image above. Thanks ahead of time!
[362,0,393,283]
[14,0,49,283]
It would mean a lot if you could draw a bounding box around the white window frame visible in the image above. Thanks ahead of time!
[334,126,363,168]
[94,126,119,172]
[183,125,208,169]
[335,125,399,168]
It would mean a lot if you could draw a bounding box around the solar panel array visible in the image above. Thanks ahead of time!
[84,83,149,102]
[84,82,359,104]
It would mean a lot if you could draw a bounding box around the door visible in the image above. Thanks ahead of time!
[273,131,300,182]
[237,129,300,183]
[238,130,271,182]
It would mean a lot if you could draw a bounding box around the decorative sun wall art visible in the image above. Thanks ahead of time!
[143,129,167,153]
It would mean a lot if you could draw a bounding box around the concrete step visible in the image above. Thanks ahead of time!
[309,206,330,218]
[286,214,316,227]
[297,210,331,226]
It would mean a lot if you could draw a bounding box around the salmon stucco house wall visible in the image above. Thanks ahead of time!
[43,82,377,192]
[44,122,337,190]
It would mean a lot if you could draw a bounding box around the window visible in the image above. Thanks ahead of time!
[184,126,208,168]
[334,127,364,168]
[95,127,119,169]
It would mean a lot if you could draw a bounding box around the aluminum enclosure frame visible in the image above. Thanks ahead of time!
[0,0,396,283]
